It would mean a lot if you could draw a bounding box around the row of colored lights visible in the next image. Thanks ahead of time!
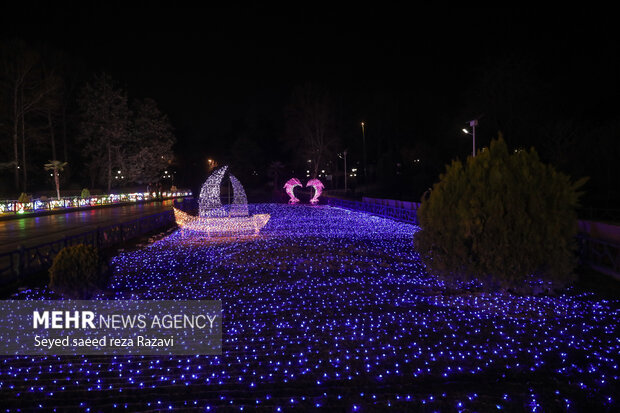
[1,204,617,411]
[0,191,191,215]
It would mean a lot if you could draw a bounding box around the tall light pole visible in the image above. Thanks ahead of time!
[462,119,478,157]
[338,149,348,193]
[343,149,348,193]
[361,122,367,179]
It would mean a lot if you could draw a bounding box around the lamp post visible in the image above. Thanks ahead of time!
[342,149,348,193]
[361,122,367,179]
[462,119,478,157]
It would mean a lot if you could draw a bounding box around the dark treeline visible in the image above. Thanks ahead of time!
[2,6,619,211]
[3,37,617,210]
[198,57,619,209]
[0,40,175,198]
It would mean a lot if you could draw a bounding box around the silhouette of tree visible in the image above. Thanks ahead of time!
[284,84,340,178]
[77,73,131,193]
[125,98,175,184]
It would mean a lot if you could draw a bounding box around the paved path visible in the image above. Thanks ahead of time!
[0,200,174,254]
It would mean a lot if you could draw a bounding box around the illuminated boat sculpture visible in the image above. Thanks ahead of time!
[173,166,270,235]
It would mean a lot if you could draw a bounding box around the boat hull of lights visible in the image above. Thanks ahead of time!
[173,207,270,235]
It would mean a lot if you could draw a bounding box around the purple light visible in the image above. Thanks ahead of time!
[284,178,302,204]
[1,204,617,411]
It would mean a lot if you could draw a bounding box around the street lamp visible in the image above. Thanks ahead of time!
[339,149,348,193]
[462,119,478,157]
[361,122,367,179]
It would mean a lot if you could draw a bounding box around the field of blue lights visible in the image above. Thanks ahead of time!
[2,204,618,411]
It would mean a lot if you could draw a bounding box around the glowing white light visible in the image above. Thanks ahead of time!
[199,166,228,217]
[229,174,249,217]
[179,165,270,235]
[174,208,269,235]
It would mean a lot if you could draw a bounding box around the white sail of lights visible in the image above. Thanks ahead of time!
[199,166,228,217]
[177,165,269,235]
[229,174,249,217]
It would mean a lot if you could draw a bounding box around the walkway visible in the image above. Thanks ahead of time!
[0,200,174,254]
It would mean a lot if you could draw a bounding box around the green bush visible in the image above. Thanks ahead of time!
[80,188,91,198]
[18,192,31,203]
[49,244,107,299]
[414,136,586,293]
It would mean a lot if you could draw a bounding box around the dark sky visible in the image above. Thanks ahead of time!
[2,4,619,176]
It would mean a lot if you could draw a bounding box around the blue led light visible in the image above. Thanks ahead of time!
[1,204,617,411]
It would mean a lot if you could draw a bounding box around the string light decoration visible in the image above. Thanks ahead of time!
[174,207,270,235]
[306,178,324,204]
[283,178,302,204]
[177,166,270,235]
[2,204,617,411]
[0,191,191,215]
[229,174,249,217]
[199,166,228,217]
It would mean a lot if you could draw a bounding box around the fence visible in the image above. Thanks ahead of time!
[328,197,620,280]
[0,210,175,285]
[327,198,419,225]
[577,235,620,280]
[0,191,191,216]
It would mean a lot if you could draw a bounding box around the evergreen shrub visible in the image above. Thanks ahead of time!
[49,244,107,298]
[414,136,586,293]
[18,193,31,203]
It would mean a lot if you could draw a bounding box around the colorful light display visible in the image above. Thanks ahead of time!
[283,178,302,204]
[0,191,191,215]
[174,207,270,235]
[2,204,617,411]
[177,166,270,235]
[306,178,324,204]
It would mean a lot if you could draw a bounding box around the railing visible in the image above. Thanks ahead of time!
[329,198,620,280]
[0,210,175,285]
[327,198,419,225]
[577,235,620,280]
[0,191,191,216]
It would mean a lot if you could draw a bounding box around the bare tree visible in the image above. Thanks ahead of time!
[284,84,340,178]
[1,40,29,190]
[267,160,285,189]
[1,40,55,191]
[38,56,64,163]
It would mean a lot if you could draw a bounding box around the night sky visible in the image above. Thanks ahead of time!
[2,4,619,199]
